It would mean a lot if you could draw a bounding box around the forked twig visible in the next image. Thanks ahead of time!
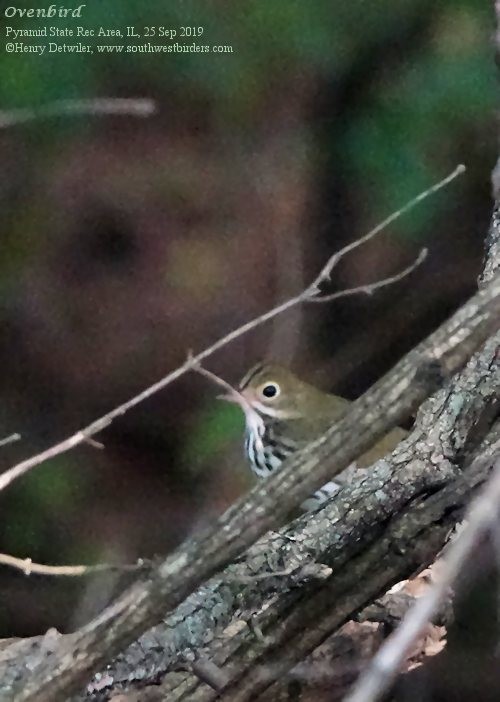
[306,164,465,292]
[307,248,428,303]
[0,166,465,495]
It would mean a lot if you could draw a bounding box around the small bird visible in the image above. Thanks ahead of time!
[222,362,406,511]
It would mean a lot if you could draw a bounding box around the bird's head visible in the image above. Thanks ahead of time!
[220,362,330,423]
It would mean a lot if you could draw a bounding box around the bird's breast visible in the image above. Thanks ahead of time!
[244,419,299,478]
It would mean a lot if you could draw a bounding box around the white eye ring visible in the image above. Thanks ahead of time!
[261,382,280,399]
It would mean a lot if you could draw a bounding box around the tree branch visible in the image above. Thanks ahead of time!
[85,587,452,702]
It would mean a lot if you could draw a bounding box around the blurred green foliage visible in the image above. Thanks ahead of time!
[182,402,243,473]
[0,0,494,243]
[2,456,88,555]
[344,6,495,232]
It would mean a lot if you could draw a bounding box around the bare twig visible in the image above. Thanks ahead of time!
[82,437,105,450]
[345,452,500,702]
[187,353,248,406]
[308,247,427,303]
[0,434,20,448]
[0,167,464,496]
[0,98,156,128]
[305,164,465,291]
[0,553,148,578]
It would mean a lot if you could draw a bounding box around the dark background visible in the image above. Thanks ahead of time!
[0,1,496,693]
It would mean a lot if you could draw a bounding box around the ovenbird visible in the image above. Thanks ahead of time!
[223,363,406,511]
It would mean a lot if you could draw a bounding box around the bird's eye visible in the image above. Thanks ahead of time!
[261,383,280,399]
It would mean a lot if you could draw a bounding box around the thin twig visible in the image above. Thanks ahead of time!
[305,164,465,291]
[0,98,156,128]
[0,553,148,578]
[0,166,464,495]
[189,356,253,411]
[307,247,427,303]
[82,437,105,450]
[345,450,500,702]
[0,433,20,448]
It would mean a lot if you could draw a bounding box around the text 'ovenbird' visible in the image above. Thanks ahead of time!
[223,363,406,511]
